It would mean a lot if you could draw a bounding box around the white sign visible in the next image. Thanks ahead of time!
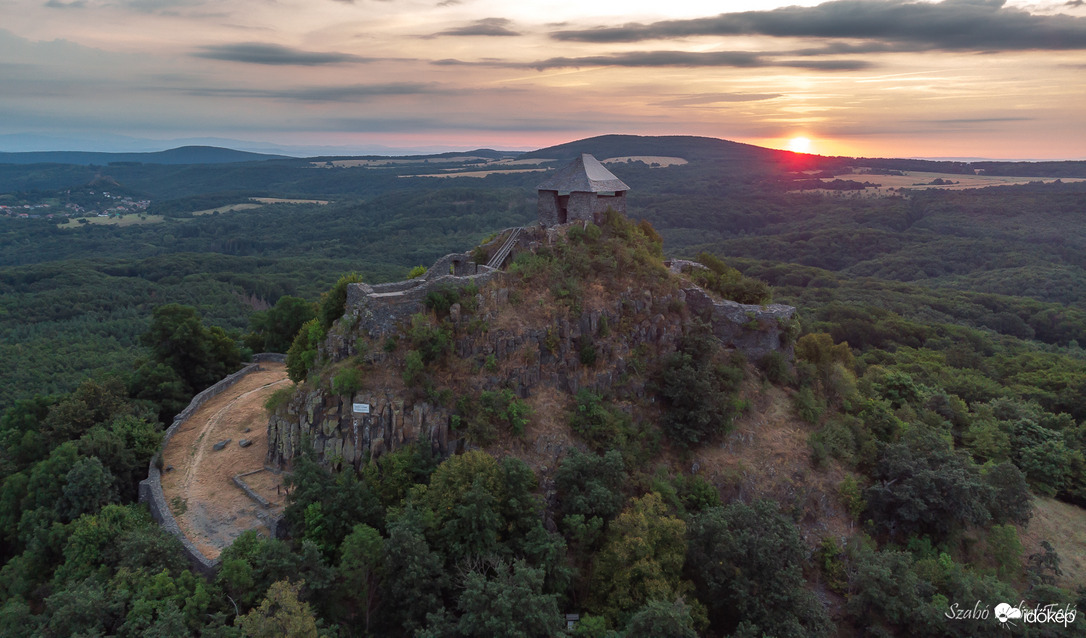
[352,403,370,414]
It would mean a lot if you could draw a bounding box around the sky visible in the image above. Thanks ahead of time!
[1,0,1085,158]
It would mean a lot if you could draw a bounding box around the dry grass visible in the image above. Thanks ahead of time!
[695,382,856,547]
[190,203,261,216]
[801,171,1085,194]
[161,363,291,559]
[1018,497,1086,588]
[404,169,547,179]
[251,197,329,205]
[60,214,165,227]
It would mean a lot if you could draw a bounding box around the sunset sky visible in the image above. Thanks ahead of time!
[1,0,1085,158]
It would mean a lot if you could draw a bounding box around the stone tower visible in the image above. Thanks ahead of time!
[536,153,629,227]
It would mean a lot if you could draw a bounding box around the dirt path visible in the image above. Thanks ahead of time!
[161,363,292,559]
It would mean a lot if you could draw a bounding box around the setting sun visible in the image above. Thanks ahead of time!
[788,137,812,154]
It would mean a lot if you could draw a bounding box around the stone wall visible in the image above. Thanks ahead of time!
[344,260,502,341]
[138,353,285,575]
[682,287,797,361]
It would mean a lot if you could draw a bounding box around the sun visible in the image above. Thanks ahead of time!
[787,137,812,153]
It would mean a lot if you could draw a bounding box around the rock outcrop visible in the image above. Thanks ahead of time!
[266,226,798,471]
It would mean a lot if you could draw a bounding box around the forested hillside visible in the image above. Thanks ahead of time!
[2,135,1086,636]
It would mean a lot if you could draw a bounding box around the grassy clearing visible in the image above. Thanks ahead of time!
[58,214,165,228]
[191,203,262,216]
[407,168,548,179]
[603,156,688,167]
[1019,497,1086,587]
[808,171,1086,194]
[251,197,328,205]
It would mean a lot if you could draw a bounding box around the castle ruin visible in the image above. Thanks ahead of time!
[537,154,629,227]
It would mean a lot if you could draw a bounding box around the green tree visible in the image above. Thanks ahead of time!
[452,558,563,638]
[235,580,319,638]
[247,295,315,353]
[142,304,242,393]
[655,331,744,448]
[588,492,689,625]
[337,524,383,633]
[624,598,699,638]
[686,500,830,638]
[57,456,117,521]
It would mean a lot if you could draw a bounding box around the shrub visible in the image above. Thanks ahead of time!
[406,314,452,364]
[286,318,325,383]
[407,265,427,279]
[403,350,424,387]
[656,331,745,448]
[317,273,364,331]
[264,387,294,414]
[759,351,793,385]
[331,367,363,396]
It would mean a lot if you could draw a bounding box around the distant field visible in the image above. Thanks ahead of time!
[191,203,261,216]
[251,197,328,205]
[60,214,165,227]
[312,156,491,168]
[812,170,1086,194]
[408,168,548,179]
[603,156,688,167]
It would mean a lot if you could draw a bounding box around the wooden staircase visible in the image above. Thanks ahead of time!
[486,227,522,270]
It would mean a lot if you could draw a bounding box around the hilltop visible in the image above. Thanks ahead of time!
[0,145,290,166]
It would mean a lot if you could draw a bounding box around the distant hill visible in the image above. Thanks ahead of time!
[0,145,290,166]
[521,134,791,163]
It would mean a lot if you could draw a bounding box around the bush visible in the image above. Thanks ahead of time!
[407,265,427,279]
[655,331,744,448]
[331,367,363,396]
[286,318,325,383]
[760,351,793,385]
[317,273,363,331]
[264,387,294,414]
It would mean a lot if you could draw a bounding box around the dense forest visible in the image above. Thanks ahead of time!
[2,135,1086,636]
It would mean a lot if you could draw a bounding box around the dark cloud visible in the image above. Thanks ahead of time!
[1068,0,1085,7]
[436,50,871,71]
[44,0,87,8]
[551,0,1086,52]
[184,82,448,101]
[435,18,520,37]
[192,43,371,66]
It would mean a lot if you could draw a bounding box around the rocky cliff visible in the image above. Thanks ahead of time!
[267,220,797,471]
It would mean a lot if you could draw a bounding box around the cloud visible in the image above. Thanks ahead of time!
[1068,0,1085,7]
[192,42,371,65]
[182,82,451,102]
[651,92,781,105]
[437,50,872,70]
[653,92,782,107]
[551,0,1086,51]
[434,18,520,37]
[44,0,88,8]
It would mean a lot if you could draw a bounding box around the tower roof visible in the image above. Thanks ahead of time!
[536,153,630,194]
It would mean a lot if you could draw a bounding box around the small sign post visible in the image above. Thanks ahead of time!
[352,403,370,414]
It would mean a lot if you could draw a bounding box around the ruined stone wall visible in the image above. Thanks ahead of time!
[138,354,286,575]
[537,191,560,227]
[344,265,501,342]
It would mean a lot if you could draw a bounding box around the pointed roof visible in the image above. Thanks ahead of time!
[536,153,629,193]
